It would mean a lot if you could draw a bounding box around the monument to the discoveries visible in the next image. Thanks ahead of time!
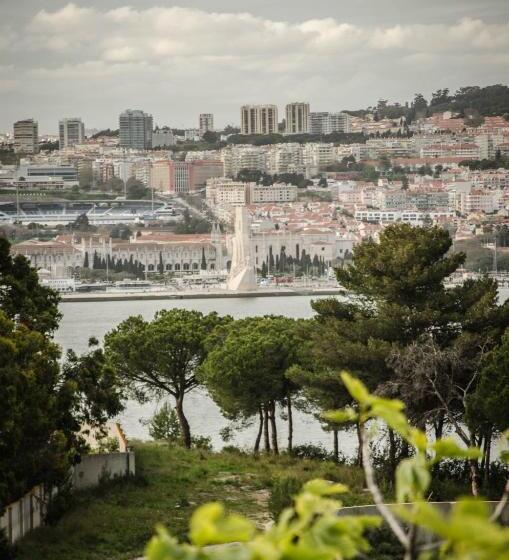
[227,206,257,291]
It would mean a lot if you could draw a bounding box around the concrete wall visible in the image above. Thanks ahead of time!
[0,485,45,544]
[72,451,135,490]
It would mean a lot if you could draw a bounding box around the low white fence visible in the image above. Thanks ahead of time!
[1,451,135,544]
[0,485,46,544]
[72,451,135,490]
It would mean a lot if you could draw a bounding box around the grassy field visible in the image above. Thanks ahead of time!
[15,443,370,560]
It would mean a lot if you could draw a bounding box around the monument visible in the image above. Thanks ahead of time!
[227,206,257,291]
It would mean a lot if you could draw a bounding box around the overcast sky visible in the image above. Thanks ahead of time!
[1,0,508,133]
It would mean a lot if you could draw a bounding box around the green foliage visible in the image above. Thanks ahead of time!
[144,402,181,443]
[0,237,61,334]
[174,208,211,234]
[105,309,230,447]
[268,476,302,520]
[126,177,149,199]
[146,476,379,560]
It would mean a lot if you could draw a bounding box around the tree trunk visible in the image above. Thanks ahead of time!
[356,422,363,467]
[263,405,271,452]
[269,401,279,455]
[175,394,191,449]
[388,428,397,484]
[470,459,481,496]
[287,395,293,454]
[483,430,492,487]
[333,429,339,463]
[254,406,263,454]
[434,411,445,441]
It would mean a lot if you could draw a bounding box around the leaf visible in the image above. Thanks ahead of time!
[432,438,482,461]
[500,450,509,464]
[408,428,428,452]
[395,457,431,502]
[369,402,410,438]
[303,479,349,496]
[189,502,255,546]
[340,372,371,405]
[322,407,358,425]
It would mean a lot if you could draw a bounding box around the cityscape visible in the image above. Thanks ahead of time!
[1,2,509,560]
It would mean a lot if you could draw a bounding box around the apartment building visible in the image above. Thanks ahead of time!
[152,160,223,193]
[309,112,351,135]
[59,118,85,149]
[199,114,214,135]
[240,105,278,135]
[119,109,153,150]
[285,102,310,134]
[13,119,39,154]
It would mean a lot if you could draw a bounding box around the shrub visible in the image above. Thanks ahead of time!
[268,476,302,520]
[290,443,331,461]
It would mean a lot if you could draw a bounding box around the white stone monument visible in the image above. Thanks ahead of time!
[227,206,257,291]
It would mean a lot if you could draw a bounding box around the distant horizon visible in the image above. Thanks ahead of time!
[2,1,509,133]
[3,81,508,137]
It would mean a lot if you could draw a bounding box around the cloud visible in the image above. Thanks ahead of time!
[1,3,508,131]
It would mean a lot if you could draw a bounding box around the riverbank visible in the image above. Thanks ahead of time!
[60,287,345,302]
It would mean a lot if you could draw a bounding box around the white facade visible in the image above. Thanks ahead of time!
[285,102,310,134]
[240,105,278,135]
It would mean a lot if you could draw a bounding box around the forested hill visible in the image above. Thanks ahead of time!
[346,84,509,121]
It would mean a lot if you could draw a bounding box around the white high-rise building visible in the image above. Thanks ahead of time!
[309,112,351,135]
[285,102,310,134]
[119,109,153,150]
[59,118,85,149]
[13,119,39,154]
[240,105,278,135]
[199,113,214,136]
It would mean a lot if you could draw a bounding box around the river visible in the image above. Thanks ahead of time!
[55,295,358,455]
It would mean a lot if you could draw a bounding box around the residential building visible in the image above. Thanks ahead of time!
[152,127,175,148]
[152,160,223,194]
[221,145,266,177]
[285,102,310,134]
[119,109,153,150]
[13,119,39,154]
[240,105,278,135]
[59,118,85,149]
[309,112,351,135]
[199,114,214,135]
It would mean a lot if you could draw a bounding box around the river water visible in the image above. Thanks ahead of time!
[56,295,358,455]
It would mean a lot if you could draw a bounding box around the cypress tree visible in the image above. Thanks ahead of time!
[158,252,164,274]
[201,247,207,270]
[83,251,89,268]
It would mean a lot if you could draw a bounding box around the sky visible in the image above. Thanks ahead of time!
[1,0,508,133]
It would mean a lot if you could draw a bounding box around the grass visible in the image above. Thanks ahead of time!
[15,443,370,560]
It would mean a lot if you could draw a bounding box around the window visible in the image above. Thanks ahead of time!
[183,263,190,271]
[148,264,155,271]
[166,264,172,271]
[175,263,180,271]
[210,263,215,270]
[192,263,199,270]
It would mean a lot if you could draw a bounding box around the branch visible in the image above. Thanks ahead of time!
[360,423,410,549]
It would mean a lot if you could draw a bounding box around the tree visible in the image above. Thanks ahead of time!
[146,372,509,560]
[0,315,123,508]
[126,178,148,199]
[200,316,301,454]
[202,130,219,144]
[309,224,509,476]
[201,247,207,271]
[104,309,228,448]
[0,237,61,335]
[83,251,89,268]
[142,402,181,443]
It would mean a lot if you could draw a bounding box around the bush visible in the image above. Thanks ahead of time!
[191,435,212,451]
[268,477,302,520]
[290,443,332,461]
[45,482,74,526]
[0,529,15,560]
